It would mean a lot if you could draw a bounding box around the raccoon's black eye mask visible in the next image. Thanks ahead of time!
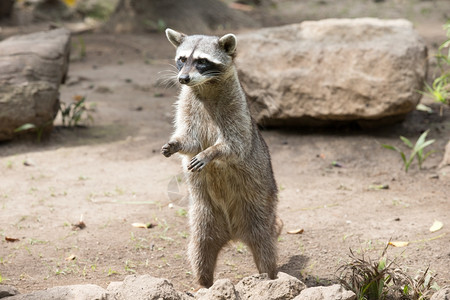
[195,58,223,75]
[176,56,224,76]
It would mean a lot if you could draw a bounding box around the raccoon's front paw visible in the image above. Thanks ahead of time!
[187,154,210,172]
[161,141,180,157]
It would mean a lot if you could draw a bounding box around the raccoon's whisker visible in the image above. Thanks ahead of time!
[158,67,179,89]
[202,71,222,77]
[166,63,179,71]
[157,71,178,78]
[158,69,178,73]
[157,74,179,90]
[158,71,178,77]
[163,80,178,90]
[158,74,178,81]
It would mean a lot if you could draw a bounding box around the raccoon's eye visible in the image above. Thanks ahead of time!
[176,57,186,70]
[197,58,208,65]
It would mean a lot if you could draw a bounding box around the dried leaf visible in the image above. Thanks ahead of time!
[229,2,253,11]
[369,184,389,190]
[287,228,304,234]
[416,103,433,113]
[429,220,443,233]
[5,237,20,242]
[65,254,76,261]
[389,241,409,247]
[62,0,77,7]
[72,221,86,230]
[132,223,155,229]
[73,95,84,102]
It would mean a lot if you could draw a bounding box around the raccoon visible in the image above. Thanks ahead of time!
[161,28,281,288]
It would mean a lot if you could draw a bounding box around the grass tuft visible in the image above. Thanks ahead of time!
[338,243,438,300]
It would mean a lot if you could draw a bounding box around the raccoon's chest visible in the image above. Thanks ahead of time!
[188,101,220,150]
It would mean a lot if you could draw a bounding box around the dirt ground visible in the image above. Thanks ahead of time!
[1,0,450,295]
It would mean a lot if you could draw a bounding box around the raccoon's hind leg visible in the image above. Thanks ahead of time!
[188,191,230,288]
[241,207,278,279]
[246,231,277,279]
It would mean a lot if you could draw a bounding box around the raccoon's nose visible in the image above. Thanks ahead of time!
[179,74,190,84]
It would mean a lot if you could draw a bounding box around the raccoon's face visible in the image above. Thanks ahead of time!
[166,29,237,86]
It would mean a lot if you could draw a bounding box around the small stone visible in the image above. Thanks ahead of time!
[6,284,108,300]
[106,281,123,294]
[196,279,238,300]
[235,272,306,300]
[430,287,450,300]
[293,284,356,300]
[95,86,113,93]
[109,274,190,300]
[23,159,35,167]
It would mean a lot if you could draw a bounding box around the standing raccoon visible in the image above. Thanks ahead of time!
[161,28,281,288]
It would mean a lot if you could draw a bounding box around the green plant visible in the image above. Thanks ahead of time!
[124,260,136,274]
[338,244,437,300]
[59,96,92,127]
[382,130,435,172]
[235,242,247,254]
[107,268,118,276]
[83,1,116,21]
[436,22,450,71]
[14,121,52,142]
[401,268,438,300]
[419,21,450,109]
[421,75,449,105]
[177,208,187,217]
[72,36,86,60]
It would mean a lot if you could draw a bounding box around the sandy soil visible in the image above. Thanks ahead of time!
[1,0,449,295]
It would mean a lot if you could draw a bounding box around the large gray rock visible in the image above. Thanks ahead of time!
[439,141,450,169]
[7,284,108,300]
[431,287,450,300]
[236,18,427,127]
[196,279,239,300]
[0,285,19,298]
[293,284,356,300]
[107,274,191,300]
[235,272,306,300]
[0,28,71,141]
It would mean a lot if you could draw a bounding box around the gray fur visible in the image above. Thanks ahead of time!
[162,29,281,288]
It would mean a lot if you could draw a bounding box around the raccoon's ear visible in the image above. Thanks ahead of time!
[166,28,186,48]
[218,33,237,55]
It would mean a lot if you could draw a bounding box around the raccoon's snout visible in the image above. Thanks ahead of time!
[179,74,190,84]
